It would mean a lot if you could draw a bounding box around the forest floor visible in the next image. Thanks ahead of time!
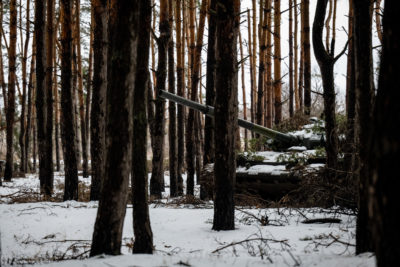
[0,172,375,267]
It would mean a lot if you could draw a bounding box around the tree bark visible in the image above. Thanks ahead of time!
[90,0,107,201]
[288,0,294,117]
[150,0,169,199]
[369,1,400,265]
[212,0,239,231]
[175,0,184,196]
[353,0,374,254]
[312,0,341,178]
[132,0,153,254]
[4,0,17,182]
[273,0,282,124]
[168,0,178,197]
[91,0,138,256]
[303,0,311,115]
[60,0,79,201]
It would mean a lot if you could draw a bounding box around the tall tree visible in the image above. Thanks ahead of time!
[168,0,178,197]
[132,0,153,254]
[288,0,294,117]
[60,0,79,201]
[257,0,267,130]
[353,0,374,254]
[369,1,400,266]
[312,0,347,177]
[90,0,107,201]
[44,0,54,192]
[273,0,282,124]
[75,0,89,178]
[186,0,207,196]
[212,0,239,231]
[91,0,139,256]
[4,0,17,182]
[303,0,311,115]
[19,0,31,173]
[150,0,170,199]
[265,0,273,128]
[204,0,216,166]
[175,0,185,195]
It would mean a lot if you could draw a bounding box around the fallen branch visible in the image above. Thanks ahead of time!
[212,237,289,254]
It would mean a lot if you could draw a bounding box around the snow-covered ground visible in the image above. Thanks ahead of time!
[1,174,375,267]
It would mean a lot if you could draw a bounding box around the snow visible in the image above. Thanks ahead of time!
[0,174,375,267]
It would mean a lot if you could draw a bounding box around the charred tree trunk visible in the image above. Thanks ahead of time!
[4,0,17,181]
[90,0,107,201]
[369,1,400,265]
[132,0,153,254]
[150,0,170,199]
[353,0,374,254]
[60,0,79,201]
[212,0,239,231]
[91,0,138,256]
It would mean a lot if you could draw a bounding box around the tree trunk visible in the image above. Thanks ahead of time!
[353,0,374,254]
[186,0,207,196]
[212,0,239,231]
[369,1,400,265]
[4,0,17,182]
[90,0,107,201]
[19,0,31,174]
[132,0,153,254]
[265,2,273,128]
[0,2,6,114]
[274,0,282,124]
[288,0,294,117]
[175,0,184,196]
[60,0,79,201]
[75,0,88,178]
[44,0,54,193]
[150,0,169,199]
[294,0,299,111]
[312,0,341,178]
[91,0,138,256]
[34,0,50,191]
[303,0,311,115]
[168,0,178,197]
[256,0,267,130]
[239,31,248,151]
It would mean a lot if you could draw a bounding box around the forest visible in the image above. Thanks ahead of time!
[0,0,399,266]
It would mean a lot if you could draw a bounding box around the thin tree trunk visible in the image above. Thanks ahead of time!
[212,0,239,231]
[150,0,170,199]
[303,0,311,115]
[168,0,178,197]
[90,0,107,201]
[247,9,255,130]
[175,0,184,196]
[0,2,7,112]
[257,0,267,131]
[4,0,17,181]
[186,0,207,196]
[19,0,31,174]
[288,0,294,117]
[75,0,88,178]
[239,31,248,150]
[44,0,54,192]
[90,0,138,256]
[294,0,299,111]
[265,1,273,128]
[60,0,79,201]
[274,0,282,124]
[132,0,153,254]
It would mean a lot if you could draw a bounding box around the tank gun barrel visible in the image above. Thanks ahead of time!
[158,90,300,146]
